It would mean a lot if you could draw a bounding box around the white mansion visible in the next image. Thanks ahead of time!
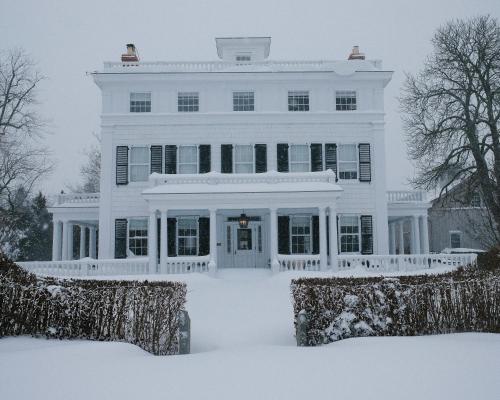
[46,37,441,275]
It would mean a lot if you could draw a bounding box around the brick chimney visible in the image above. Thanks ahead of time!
[348,46,365,60]
[121,44,139,63]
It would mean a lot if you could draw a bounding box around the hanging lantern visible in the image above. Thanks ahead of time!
[238,213,249,228]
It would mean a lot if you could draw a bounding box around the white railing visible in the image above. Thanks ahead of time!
[387,191,426,203]
[158,256,210,274]
[387,190,426,203]
[102,59,381,73]
[55,192,100,206]
[149,170,337,188]
[19,253,477,277]
[336,253,477,273]
[277,254,322,271]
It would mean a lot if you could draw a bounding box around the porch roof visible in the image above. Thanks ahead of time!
[143,171,343,196]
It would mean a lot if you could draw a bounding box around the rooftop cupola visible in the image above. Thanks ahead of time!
[215,37,271,62]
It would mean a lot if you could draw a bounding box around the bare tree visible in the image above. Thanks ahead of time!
[0,49,43,137]
[67,133,101,193]
[400,15,500,245]
[0,49,52,256]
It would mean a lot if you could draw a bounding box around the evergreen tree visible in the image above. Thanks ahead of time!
[17,192,52,261]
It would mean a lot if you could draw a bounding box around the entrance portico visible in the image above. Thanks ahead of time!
[142,171,343,273]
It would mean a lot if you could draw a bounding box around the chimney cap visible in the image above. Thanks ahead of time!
[348,45,365,60]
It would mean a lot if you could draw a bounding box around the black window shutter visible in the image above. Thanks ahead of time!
[198,217,210,256]
[310,143,323,172]
[312,215,319,254]
[116,146,129,185]
[150,145,163,174]
[325,143,338,181]
[359,143,372,182]
[114,219,127,259]
[277,143,289,172]
[278,215,290,254]
[337,216,340,255]
[221,144,233,173]
[165,145,177,174]
[326,216,330,257]
[361,215,374,254]
[255,144,267,173]
[199,145,211,173]
[157,217,161,263]
[167,218,177,257]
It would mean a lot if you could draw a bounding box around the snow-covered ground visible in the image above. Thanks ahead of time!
[1,269,499,400]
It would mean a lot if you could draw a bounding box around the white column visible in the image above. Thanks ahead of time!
[270,208,280,272]
[52,220,62,261]
[389,223,396,254]
[61,221,69,260]
[67,223,74,260]
[412,215,421,254]
[319,207,328,271]
[160,210,168,272]
[98,130,113,259]
[421,215,430,253]
[373,122,389,254]
[79,225,86,259]
[208,208,217,275]
[148,212,158,274]
[398,220,404,254]
[329,206,338,270]
[89,227,97,259]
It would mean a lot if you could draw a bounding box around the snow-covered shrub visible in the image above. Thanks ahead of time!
[291,267,500,346]
[0,255,187,355]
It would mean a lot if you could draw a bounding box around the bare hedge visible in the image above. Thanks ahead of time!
[0,255,187,355]
[291,267,500,346]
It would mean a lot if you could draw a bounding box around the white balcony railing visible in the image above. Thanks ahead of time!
[55,192,100,206]
[277,254,322,271]
[102,59,382,73]
[149,170,337,188]
[386,191,426,203]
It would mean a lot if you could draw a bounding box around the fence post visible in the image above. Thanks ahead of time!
[178,310,191,355]
[296,310,309,346]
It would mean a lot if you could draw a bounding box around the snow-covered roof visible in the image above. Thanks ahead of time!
[98,59,388,76]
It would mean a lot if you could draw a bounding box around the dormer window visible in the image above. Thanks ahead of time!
[236,54,251,63]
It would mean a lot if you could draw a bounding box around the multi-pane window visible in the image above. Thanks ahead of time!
[233,92,254,111]
[129,146,149,182]
[178,92,199,112]
[336,90,357,111]
[288,91,309,112]
[236,54,251,62]
[471,192,481,207]
[128,219,148,256]
[177,218,198,256]
[130,92,151,113]
[450,231,461,249]
[339,216,360,253]
[290,144,310,172]
[178,145,198,174]
[338,144,358,179]
[234,145,254,173]
[291,216,311,254]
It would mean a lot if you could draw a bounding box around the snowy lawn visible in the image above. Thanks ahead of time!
[1,268,499,400]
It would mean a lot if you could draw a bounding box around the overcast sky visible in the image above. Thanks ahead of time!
[1,0,499,194]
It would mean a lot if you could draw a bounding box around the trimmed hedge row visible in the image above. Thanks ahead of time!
[0,255,187,355]
[291,267,500,346]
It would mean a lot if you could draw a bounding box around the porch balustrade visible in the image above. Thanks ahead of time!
[55,192,100,205]
[387,191,425,203]
[19,252,476,277]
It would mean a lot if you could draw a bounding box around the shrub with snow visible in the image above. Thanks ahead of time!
[0,255,187,355]
[291,267,500,346]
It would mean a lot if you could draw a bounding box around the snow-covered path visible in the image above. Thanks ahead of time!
[183,269,297,351]
[1,269,499,400]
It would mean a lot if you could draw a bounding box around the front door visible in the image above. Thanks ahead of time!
[222,220,266,268]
